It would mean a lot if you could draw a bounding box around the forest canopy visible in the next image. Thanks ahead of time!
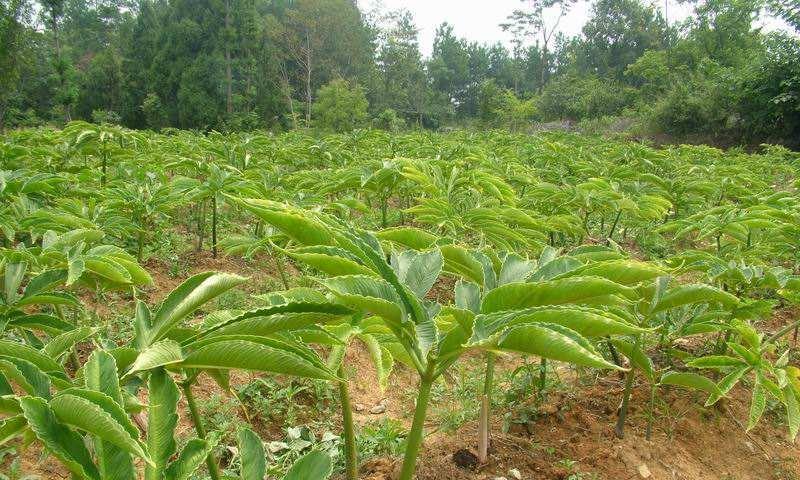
[0,0,798,147]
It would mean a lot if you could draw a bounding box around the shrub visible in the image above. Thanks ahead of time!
[373,108,406,132]
[312,79,369,133]
[538,75,636,121]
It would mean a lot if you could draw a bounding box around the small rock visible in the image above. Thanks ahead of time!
[369,404,386,414]
[354,403,365,412]
[638,464,652,479]
[744,441,756,454]
[452,449,479,470]
[492,477,508,480]
[540,403,558,415]
[509,468,522,479]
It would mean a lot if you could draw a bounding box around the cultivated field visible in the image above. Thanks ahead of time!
[1,124,799,479]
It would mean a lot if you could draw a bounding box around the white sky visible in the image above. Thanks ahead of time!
[359,0,794,57]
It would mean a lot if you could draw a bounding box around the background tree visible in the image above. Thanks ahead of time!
[0,0,29,131]
[312,79,369,133]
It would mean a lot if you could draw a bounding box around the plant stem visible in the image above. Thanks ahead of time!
[607,209,622,242]
[398,364,436,480]
[478,353,495,463]
[767,318,800,345]
[270,244,290,289]
[645,384,657,440]
[137,229,145,262]
[607,339,621,367]
[211,195,218,258]
[338,364,358,480]
[538,357,548,402]
[615,368,636,439]
[182,381,221,480]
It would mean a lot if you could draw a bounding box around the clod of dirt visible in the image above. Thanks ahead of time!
[508,467,522,479]
[452,449,479,470]
[354,403,365,412]
[370,404,387,414]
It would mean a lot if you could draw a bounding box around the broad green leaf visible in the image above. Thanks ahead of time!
[320,276,404,324]
[283,450,333,480]
[611,339,655,382]
[498,253,534,285]
[128,339,184,375]
[50,388,150,462]
[164,438,216,480]
[394,249,443,299]
[84,351,136,480]
[42,326,96,359]
[181,336,337,380]
[4,262,26,304]
[238,427,266,480]
[492,323,622,370]
[747,374,767,431]
[440,244,484,285]
[0,340,65,377]
[360,333,393,391]
[146,369,179,480]
[376,227,437,250]
[7,314,74,334]
[0,415,27,445]
[500,306,649,337]
[83,256,133,284]
[238,200,333,246]
[687,356,747,369]
[783,385,799,441]
[529,256,582,282]
[19,396,101,480]
[554,260,665,286]
[286,246,377,277]
[21,269,67,299]
[652,284,739,313]
[454,280,481,313]
[481,277,634,313]
[150,272,247,343]
[0,358,51,398]
[660,371,723,401]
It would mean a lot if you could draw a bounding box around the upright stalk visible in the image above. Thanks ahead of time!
[538,357,548,402]
[478,353,495,463]
[101,152,107,186]
[767,318,800,345]
[137,230,145,262]
[211,195,218,258]
[182,381,222,480]
[607,209,622,242]
[398,363,437,480]
[645,384,657,440]
[615,368,636,439]
[338,364,358,480]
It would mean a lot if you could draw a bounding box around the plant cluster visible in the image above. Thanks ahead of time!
[1,124,799,479]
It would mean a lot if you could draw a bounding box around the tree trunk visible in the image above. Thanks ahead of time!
[304,31,312,125]
[225,0,233,116]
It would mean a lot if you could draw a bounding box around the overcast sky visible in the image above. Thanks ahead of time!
[359,0,793,57]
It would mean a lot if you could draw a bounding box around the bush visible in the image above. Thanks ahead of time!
[312,79,369,133]
[538,75,637,121]
[647,70,733,137]
[373,108,405,132]
[91,109,122,125]
[476,80,538,130]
